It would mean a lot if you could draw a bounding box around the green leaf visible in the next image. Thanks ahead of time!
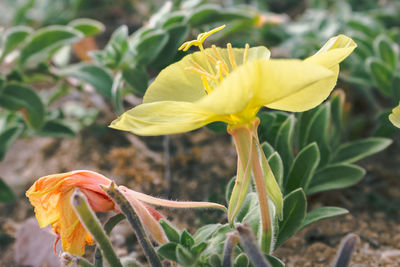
[331,137,392,164]
[157,242,177,262]
[0,26,32,62]
[122,66,148,96]
[261,141,275,158]
[0,178,16,203]
[225,176,236,204]
[367,58,393,96]
[209,254,222,267]
[152,24,189,69]
[187,4,221,26]
[0,125,23,161]
[307,164,366,195]
[274,115,295,172]
[190,242,207,257]
[134,30,168,66]
[268,152,284,189]
[193,224,221,244]
[56,63,113,98]
[265,255,284,267]
[176,244,195,266]
[374,36,398,71]
[285,142,320,194]
[68,18,105,37]
[305,103,331,166]
[180,230,194,249]
[258,112,276,143]
[19,25,83,67]
[234,253,249,267]
[276,188,306,248]
[0,83,45,129]
[330,92,345,147]
[160,220,180,243]
[300,207,348,230]
[36,120,76,138]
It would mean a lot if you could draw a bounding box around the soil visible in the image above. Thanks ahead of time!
[0,120,399,266]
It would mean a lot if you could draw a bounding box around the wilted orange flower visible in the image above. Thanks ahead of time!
[26,170,114,256]
[26,170,225,256]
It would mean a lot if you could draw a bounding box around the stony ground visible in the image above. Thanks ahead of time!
[0,125,399,266]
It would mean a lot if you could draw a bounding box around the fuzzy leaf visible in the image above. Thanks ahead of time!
[0,178,16,203]
[274,115,295,172]
[157,242,177,262]
[68,18,105,37]
[0,125,23,161]
[0,83,45,129]
[276,188,306,248]
[367,58,393,96]
[285,142,320,193]
[300,207,348,230]
[160,220,180,243]
[308,164,365,194]
[19,26,83,67]
[56,63,113,98]
[0,26,32,61]
[268,152,284,189]
[134,30,168,65]
[331,137,392,164]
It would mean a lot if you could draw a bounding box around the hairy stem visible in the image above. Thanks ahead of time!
[237,223,271,267]
[71,189,123,267]
[101,182,162,267]
[222,232,239,267]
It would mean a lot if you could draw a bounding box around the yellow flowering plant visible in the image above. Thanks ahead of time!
[110,25,356,252]
[389,103,400,128]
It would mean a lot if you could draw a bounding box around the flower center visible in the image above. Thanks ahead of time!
[179,25,250,95]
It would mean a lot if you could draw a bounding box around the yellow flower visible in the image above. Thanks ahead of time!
[110,31,356,135]
[389,103,400,128]
[110,26,356,252]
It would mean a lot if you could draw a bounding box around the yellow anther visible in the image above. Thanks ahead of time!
[243,43,250,64]
[201,76,212,94]
[178,25,226,51]
[227,43,237,70]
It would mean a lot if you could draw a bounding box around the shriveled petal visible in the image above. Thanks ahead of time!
[389,103,400,128]
[143,46,270,103]
[110,101,218,135]
[123,192,167,244]
[197,59,334,116]
[60,189,87,256]
[119,186,226,211]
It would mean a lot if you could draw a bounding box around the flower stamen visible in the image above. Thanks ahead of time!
[227,43,237,70]
[201,76,212,94]
[243,43,250,64]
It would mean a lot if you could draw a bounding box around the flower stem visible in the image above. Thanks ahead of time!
[101,182,162,267]
[94,214,126,267]
[236,223,272,267]
[61,252,95,267]
[251,139,272,253]
[71,189,123,267]
[222,232,239,267]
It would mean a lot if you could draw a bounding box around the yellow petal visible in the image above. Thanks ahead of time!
[267,35,356,112]
[389,103,400,128]
[60,189,87,256]
[143,46,270,103]
[110,101,218,135]
[306,34,357,69]
[197,59,334,116]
